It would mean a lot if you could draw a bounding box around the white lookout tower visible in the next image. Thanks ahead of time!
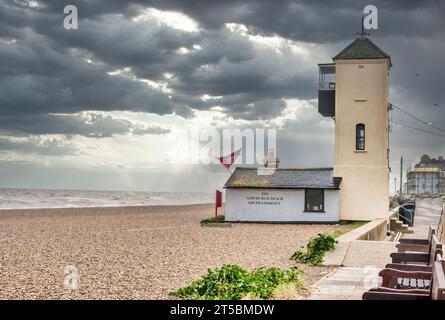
[318,35,391,220]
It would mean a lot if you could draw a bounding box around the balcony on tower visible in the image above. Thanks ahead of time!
[318,63,336,117]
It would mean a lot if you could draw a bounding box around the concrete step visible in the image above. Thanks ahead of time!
[389,218,414,233]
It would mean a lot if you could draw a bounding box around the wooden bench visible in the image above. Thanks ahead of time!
[362,258,445,300]
[382,235,442,289]
[395,226,435,254]
[390,232,441,267]
[381,250,441,290]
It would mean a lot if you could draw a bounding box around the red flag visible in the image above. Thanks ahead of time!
[217,149,241,170]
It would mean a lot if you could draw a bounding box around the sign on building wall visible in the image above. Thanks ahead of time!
[225,188,340,222]
[246,191,284,206]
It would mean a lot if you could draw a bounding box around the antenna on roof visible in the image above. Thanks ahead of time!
[357,15,370,37]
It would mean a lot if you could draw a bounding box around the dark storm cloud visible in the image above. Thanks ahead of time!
[0,136,80,155]
[26,0,445,42]
[0,0,444,163]
[0,112,170,137]
[0,27,175,117]
[1,0,324,132]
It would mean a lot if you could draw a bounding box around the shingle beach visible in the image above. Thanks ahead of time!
[0,204,353,299]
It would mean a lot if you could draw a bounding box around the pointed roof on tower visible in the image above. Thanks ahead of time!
[333,36,391,66]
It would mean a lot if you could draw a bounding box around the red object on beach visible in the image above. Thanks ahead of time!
[217,149,241,170]
[216,191,222,208]
[215,190,222,223]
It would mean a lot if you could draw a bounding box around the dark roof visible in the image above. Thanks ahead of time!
[415,156,445,170]
[417,163,445,170]
[333,36,391,65]
[224,167,342,190]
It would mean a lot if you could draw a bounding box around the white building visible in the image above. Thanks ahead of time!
[224,168,341,223]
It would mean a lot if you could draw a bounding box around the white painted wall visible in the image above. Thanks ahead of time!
[225,188,340,223]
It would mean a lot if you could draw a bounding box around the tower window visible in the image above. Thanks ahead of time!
[356,124,365,150]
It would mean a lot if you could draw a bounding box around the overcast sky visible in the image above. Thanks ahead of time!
[0,0,444,192]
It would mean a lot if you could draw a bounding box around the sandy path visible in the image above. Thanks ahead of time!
[0,204,352,299]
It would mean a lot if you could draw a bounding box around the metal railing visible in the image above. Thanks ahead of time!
[390,200,415,226]
[399,202,415,226]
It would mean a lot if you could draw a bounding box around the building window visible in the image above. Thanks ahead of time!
[305,189,325,212]
[356,124,365,150]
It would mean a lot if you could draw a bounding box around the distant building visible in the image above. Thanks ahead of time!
[406,155,445,196]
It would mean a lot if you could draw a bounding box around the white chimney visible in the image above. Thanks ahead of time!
[263,149,279,169]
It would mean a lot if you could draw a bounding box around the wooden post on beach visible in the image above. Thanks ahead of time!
[215,190,222,223]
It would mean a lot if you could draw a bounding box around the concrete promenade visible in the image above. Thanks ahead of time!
[402,198,442,240]
[307,267,378,300]
[307,198,443,300]
[308,241,395,300]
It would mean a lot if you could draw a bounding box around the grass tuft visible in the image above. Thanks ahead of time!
[290,233,337,266]
[200,215,225,224]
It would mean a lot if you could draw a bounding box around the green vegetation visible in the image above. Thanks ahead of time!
[200,215,225,224]
[291,233,337,266]
[339,220,368,226]
[169,264,304,300]
[291,221,369,265]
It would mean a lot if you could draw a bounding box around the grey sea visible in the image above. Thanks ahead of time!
[0,188,214,209]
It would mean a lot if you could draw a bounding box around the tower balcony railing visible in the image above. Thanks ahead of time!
[319,63,336,91]
[319,80,336,90]
[318,63,336,117]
